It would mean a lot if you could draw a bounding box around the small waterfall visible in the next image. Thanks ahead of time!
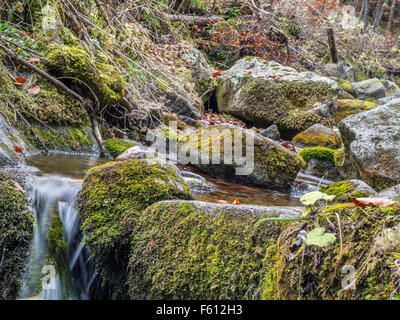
[20,175,100,300]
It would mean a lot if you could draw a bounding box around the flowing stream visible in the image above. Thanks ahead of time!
[17,153,326,300]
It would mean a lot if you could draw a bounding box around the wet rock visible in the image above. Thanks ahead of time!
[177,124,305,190]
[351,78,385,100]
[127,200,303,299]
[260,124,280,140]
[320,179,376,202]
[338,98,400,190]
[293,124,342,149]
[216,57,338,134]
[183,177,213,193]
[77,159,192,298]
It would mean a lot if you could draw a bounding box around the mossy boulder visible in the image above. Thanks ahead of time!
[335,78,357,98]
[45,44,125,105]
[77,159,192,298]
[104,139,136,158]
[177,125,305,191]
[320,179,376,202]
[128,200,303,299]
[293,124,342,149]
[270,205,400,299]
[338,98,400,191]
[216,57,338,135]
[0,171,33,299]
[335,99,376,124]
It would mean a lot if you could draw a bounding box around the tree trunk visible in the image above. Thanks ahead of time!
[363,0,370,33]
[386,0,397,31]
[327,28,338,64]
[373,0,389,31]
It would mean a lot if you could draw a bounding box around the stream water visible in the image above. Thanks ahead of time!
[17,152,325,300]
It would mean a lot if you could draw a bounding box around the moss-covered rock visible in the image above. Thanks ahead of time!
[335,99,376,124]
[270,205,400,299]
[335,78,357,98]
[104,139,136,158]
[0,171,33,299]
[45,44,125,105]
[299,146,335,163]
[293,124,342,149]
[77,159,192,298]
[177,125,305,190]
[128,200,302,299]
[320,179,376,202]
[217,57,338,134]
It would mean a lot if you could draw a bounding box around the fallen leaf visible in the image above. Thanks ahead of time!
[15,77,27,84]
[28,84,41,96]
[13,145,24,156]
[232,198,240,205]
[216,200,230,204]
[351,197,395,208]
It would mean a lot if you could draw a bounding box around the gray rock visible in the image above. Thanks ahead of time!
[216,57,339,133]
[338,98,400,190]
[377,184,400,199]
[325,62,349,79]
[351,78,385,100]
[183,177,213,193]
[302,158,340,180]
[381,80,400,96]
[260,124,280,140]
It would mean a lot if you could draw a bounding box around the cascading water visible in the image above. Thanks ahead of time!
[19,175,100,300]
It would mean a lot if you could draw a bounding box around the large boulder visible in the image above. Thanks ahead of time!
[177,124,305,190]
[77,159,192,298]
[127,200,303,299]
[216,57,339,135]
[0,171,33,299]
[338,98,400,191]
[351,78,385,100]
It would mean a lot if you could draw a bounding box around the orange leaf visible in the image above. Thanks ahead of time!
[232,198,240,205]
[13,145,24,156]
[15,77,27,84]
[351,197,396,208]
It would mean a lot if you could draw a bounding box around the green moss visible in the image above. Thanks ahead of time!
[293,128,342,149]
[335,99,376,124]
[0,171,33,299]
[77,159,192,298]
[23,124,95,152]
[275,206,400,299]
[334,147,345,167]
[127,201,286,299]
[104,139,135,157]
[320,180,375,202]
[230,77,335,133]
[299,147,335,163]
[180,126,304,190]
[45,44,125,105]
